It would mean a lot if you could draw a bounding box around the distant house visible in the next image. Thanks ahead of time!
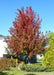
[36,54,44,60]
[0,35,7,58]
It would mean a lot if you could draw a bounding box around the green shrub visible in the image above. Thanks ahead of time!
[42,50,54,70]
[0,67,3,72]
[20,64,52,72]
[45,69,52,72]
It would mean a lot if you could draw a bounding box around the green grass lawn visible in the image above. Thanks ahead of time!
[0,67,54,75]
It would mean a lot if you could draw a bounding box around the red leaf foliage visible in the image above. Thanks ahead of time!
[29,52,33,58]
[7,7,48,57]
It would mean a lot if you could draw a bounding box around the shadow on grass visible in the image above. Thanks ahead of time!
[0,72,8,75]
[0,72,14,75]
[25,74,36,75]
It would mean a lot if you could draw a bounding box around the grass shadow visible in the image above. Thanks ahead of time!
[0,72,8,75]
[25,74,36,75]
[0,72,14,75]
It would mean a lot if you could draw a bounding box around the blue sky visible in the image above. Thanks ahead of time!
[0,0,54,36]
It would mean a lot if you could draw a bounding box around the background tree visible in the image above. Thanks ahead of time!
[42,32,54,70]
[7,7,48,59]
[48,32,54,49]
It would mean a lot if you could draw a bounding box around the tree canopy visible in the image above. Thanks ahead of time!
[7,7,48,58]
[48,32,54,49]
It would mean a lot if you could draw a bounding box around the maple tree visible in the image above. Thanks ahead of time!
[7,7,48,58]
